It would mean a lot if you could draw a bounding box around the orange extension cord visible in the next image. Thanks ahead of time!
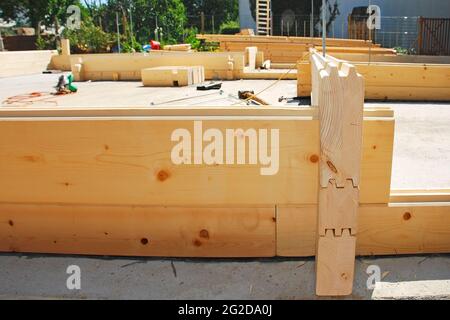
[2,92,59,107]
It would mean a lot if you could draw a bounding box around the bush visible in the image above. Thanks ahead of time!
[62,21,114,54]
[219,20,240,35]
[121,36,143,53]
[36,36,56,50]
[184,27,201,50]
[184,27,218,52]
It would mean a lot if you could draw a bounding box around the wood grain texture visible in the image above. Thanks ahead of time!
[197,34,378,47]
[298,58,450,101]
[317,60,364,187]
[0,204,275,257]
[312,50,364,296]
[276,204,450,257]
[390,189,450,203]
[316,229,356,296]
[318,180,358,236]
[0,115,393,205]
[69,52,245,81]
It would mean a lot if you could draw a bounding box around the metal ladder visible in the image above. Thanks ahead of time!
[256,0,272,36]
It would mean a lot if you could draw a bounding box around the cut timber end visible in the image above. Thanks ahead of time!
[316,229,356,296]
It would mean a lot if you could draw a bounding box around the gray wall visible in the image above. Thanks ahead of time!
[333,0,450,38]
[239,0,450,50]
[239,0,256,30]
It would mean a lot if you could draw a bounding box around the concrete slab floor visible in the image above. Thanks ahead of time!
[0,254,449,300]
[0,74,449,299]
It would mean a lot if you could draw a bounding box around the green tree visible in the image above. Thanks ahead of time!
[0,0,83,33]
[183,0,239,32]
[88,0,186,45]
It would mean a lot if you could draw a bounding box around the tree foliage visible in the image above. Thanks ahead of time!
[0,0,83,30]
[0,0,238,51]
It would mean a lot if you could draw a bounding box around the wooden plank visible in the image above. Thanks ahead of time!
[162,44,192,52]
[317,46,396,55]
[316,229,356,296]
[328,53,450,64]
[276,203,450,257]
[0,114,394,205]
[0,106,393,118]
[390,189,450,203]
[364,86,450,101]
[355,63,450,88]
[298,60,450,101]
[0,204,275,257]
[141,66,204,87]
[197,34,377,47]
[312,50,364,296]
[316,61,364,187]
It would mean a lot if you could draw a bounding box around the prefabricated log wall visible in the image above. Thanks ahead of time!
[327,53,450,64]
[0,107,450,257]
[298,55,450,101]
[0,107,449,261]
[49,40,259,81]
[0,108,393,206]
[219,42,395,64]
[0,106,393,257]
[70,51,247,81]
[198,34,394,63]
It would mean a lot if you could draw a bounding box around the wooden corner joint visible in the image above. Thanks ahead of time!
[316,177,359,297]
[318,178,359,237]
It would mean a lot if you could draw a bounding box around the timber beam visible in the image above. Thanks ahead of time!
[311,49,364,296]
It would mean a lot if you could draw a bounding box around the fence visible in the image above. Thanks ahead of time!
[418,17,450,56]
[232,14,450,55]
[3,35,38,51]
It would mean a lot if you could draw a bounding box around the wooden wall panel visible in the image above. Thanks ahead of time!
[277,204,450,257]
[0,204,275,257]
[298,59,450,101]
[0,115,393,206]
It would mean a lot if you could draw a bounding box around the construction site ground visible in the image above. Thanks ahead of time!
[0,73,449,299]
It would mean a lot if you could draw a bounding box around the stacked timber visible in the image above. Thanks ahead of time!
[197,34,396,63]
[162,44,192,52]
[141,66,205,87]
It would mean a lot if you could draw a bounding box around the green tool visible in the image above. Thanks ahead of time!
[67,74,78,93]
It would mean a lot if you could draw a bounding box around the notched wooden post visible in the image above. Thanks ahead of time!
[311,50,364,296]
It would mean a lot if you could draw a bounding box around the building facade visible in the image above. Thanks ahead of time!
[239,0,450,50]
